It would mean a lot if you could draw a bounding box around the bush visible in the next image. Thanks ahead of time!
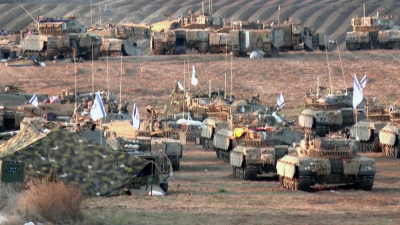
[0,183,26,212]
[18,181,86,224]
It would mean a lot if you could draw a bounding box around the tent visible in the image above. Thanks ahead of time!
[0,125,151,197]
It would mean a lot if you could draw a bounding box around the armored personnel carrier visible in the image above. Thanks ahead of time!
[231,145,295,180]
[298,88,366,138]
[346,10,399,51]
[276,137,376,191]
[378,106,400,157]
[87,23,151,56]
[349,102,390,152]
[21,15,102,60]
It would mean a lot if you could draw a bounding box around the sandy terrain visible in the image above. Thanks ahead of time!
[1,0,400,54]
[81,145,400,224]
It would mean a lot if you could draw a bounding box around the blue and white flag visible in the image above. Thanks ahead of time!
[188,113,192,121]
[191,65,198,86]
[277,93,284,108]
[360,73,366,89]
[29,93,39,108]
[353,73,363,109]
[132,103,140,129]
[90,92,106,121]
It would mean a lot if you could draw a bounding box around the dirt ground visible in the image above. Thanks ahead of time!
[81,145,400,225]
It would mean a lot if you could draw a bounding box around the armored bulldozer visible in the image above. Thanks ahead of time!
[231,145,295,180]
[229,28,283,57]
[278,18,329,52]
[21,15,102,60]
[298,88,366,137]
[346,11,399,51]
[87,23,151,56]
[349,102,390,152]
[276,137,376,191]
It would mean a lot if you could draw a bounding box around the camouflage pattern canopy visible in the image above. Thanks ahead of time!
[0,125,151,197]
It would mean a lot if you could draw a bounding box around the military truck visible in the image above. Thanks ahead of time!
[346,10,399,51]
[349,102,390,152]
[0,32,24,59]
[231,145,295,180]
[298,88,366,137]
[87,23,151,56]
[21,15,102,60]
[229,28,283,57]
[278,18,328,51]
[276,137,376,191]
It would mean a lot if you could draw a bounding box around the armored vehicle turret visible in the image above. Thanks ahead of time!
[276,137,376,191]
[299,88,366,137]
[21,15,102,60]
[346,9,399,51]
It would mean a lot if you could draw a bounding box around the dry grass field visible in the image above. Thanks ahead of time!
[1,0,400,54]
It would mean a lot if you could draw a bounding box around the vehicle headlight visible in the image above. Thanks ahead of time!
[365,166,372,171]
[304,166,310,170]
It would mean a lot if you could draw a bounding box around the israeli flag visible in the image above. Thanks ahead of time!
[90,92,106,121]
[191,65,198,86]
[360,74,366,89]
[29,93,39,109]
[132,103,140,129]
[353,73,363,109]
[188,113,192,121]
[277,93,284,108]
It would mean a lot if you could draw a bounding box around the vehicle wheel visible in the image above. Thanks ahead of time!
[355,175,374,191]
[160,182,168,193]
[243,165,257,181]
[296,175,311,192]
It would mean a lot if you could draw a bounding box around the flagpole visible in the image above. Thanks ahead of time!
[183,60,185,120]
[225,39,227,99]
[91,43,94,92]
[107,49,109,100]
[120,51,123,106]
[230,51,233,100]
[187,59,189,120]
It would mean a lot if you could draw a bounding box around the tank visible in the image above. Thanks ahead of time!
[346,11,398,51]
[21,15,102,60]
[349,102,390,152]
[378,106,400,157]
[276,137,376,191]
[0,32,24,59]
[230,145,295,180]
[298,88,367,137]
[278,18,329,52]
[201,112,230,149]
[87,23,151,56]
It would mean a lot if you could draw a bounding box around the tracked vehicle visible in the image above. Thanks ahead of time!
[276,137,376,191]
[378,106,400,157]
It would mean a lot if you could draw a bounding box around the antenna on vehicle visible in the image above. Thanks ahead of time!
[208,0,211,16]
[211,0,213,15]
[363,3,365,18]
[324,37,333,94]
[278,5,281,27]
[90,0,93,27]
[202,2,204,15]
[316,75,319,97]
[19,4,39,31]
[336,40,347,94]
[99,0,102,26]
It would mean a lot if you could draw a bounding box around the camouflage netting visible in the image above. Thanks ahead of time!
[0,125,151,197]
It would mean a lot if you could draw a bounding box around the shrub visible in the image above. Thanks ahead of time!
[18,181,86,224]
[0,183,26,212]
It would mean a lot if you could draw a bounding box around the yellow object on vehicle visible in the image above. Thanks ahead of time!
[234,127,248,138]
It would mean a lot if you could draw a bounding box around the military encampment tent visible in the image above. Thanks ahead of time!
[0,125,152,197]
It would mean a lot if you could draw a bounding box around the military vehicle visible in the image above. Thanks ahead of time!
[229,28,283,57]
[231,145,295,180]
[349,102,390,152]
[201,112,230,149]
[298,88,367,138]
[345,8,399,51]
[378,106,400,157]
[276,137,376,191]
[0,32,24,59]
[278,18,328,51]
[87,23,151,56]
[21,15,102,60]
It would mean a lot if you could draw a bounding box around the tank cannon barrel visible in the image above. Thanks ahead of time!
[0,103,75,117]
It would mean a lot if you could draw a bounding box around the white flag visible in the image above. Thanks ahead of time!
[277,93,284,108]
[191,65,198,86]
[28,93,39,108]
[360,74,366,89]
[177,81,184,91]
[131,103,140,129]
[90,92,106,121]
[353,73,363,109]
